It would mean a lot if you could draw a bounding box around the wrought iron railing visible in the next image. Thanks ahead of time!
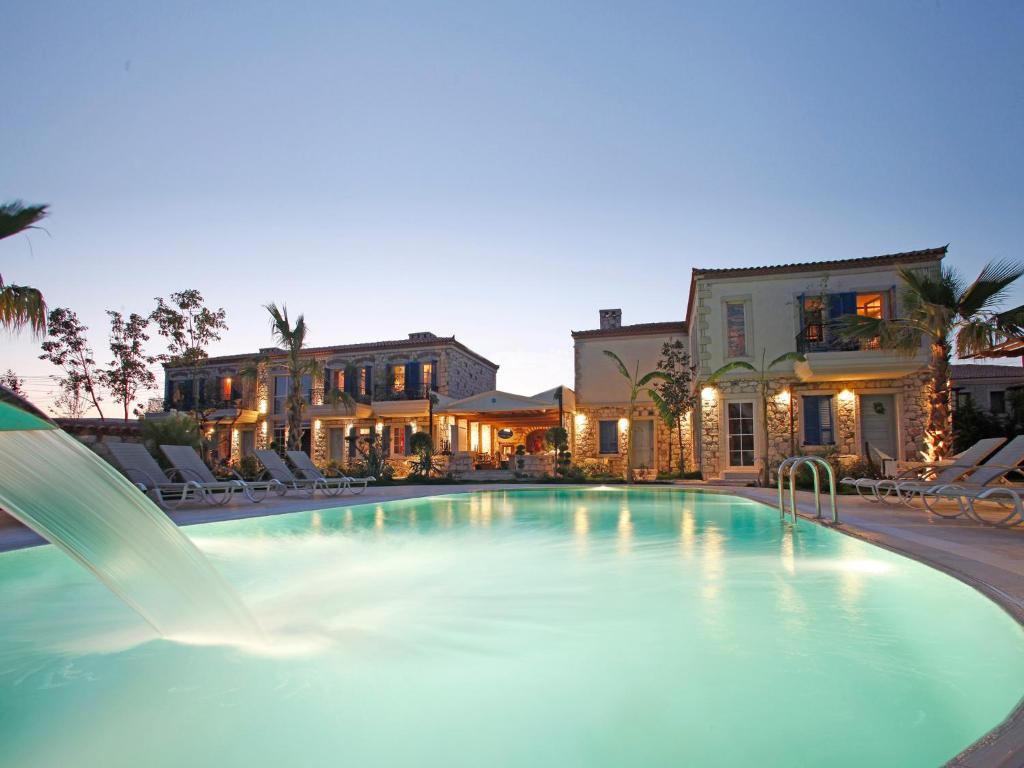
[795,322,878,354]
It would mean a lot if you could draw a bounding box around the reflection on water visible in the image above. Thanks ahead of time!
[1,488,1020,768]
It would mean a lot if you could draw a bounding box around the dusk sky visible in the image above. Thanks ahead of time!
[3,1,1023,411]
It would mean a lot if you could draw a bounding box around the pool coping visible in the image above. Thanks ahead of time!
[1,482,1021,765]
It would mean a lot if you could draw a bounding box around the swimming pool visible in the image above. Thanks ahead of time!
[0,488,1020,767]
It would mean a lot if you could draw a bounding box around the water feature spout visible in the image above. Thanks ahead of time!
[0,387,261,643]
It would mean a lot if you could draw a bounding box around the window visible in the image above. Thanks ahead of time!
[299,374,313,403]
[240,430,255,458]
[802,395,835,446]
[856,293,884,319]
[598,420,619,454]
[334,369,346,392]
[328,428,345,460]
[991,391,1006,415]
[392,364,406,394]
[392,426,405,455]
[422,362,433,392]
[726,301,747,358]
[727,402,755,466]
[359,367,368,396]
[955,390,972,410]
[272,426,287,454]
[803,297,824,343]
[273,376,289,414]
[220,376,233,401]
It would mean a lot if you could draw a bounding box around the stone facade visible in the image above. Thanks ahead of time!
[572,404,687,477]
[443,348,498,399]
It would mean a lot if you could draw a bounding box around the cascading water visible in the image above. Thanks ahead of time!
[0,389,260,643]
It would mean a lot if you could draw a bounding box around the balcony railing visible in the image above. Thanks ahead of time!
[796,323,880,354]
[373,384,432,401]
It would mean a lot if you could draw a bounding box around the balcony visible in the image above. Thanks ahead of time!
[371,384,433,417]
[794,322,926,382]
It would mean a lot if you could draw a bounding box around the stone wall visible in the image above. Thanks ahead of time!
[443,348,497,399]
[572,405,686,477]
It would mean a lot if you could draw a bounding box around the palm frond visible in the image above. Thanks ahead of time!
[264,303,291,347]
[957,260,1024,318]
[993,303,1024,338]
[324,387,356,412]
[954,320,997,359]
[0,282,47,335]
[0,201,49,241]
[898,265,960,309]
[648,390,676,427]
[602,350,631,380]
[637,370,669,387]
[768,351,805,369]
[707,360,755,382]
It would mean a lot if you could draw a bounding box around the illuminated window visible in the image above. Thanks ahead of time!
[335,369,345,392]
[221,377,233,401]
[726,301,747,358]
[392,365,406,394]
[803,297,824,343]
[856,293,884,319]
[359,367,368,396]
[422,362,433,392]
[392,426,405,455]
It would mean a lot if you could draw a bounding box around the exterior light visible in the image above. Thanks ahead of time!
[618,417,629,431]
[701,386,717,401]
[777,389,791,404]
[314,419,322,430]
[258,399,268,414]
[574,413,586,428]
[839,389,855,402]
[375,421,384,433]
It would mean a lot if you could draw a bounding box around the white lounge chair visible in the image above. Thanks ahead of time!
[161,445,285,503]
[921,435,1024,522]
[106,441,204,509]
[841,437,1006,504]
[254,449,327,496]
[287,450,375,495]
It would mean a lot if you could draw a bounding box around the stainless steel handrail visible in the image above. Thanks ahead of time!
[776,456,839,525]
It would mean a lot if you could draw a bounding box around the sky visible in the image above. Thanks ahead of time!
[3,0,1023,413]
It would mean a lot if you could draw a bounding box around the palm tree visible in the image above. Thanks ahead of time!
[0,200,49,335]
[603,351,668,481]
[836,261,1024,461]
[707,349,805,486]
[265,304,322,452]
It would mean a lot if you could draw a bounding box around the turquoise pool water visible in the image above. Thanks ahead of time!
[0,489,1020,767]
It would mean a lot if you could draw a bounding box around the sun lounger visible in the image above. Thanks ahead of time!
[106,441,204,509]
[916,435,1024,521]
[161,444,284,503]
[253,449,326,496]
[841,437,1005,503]
[287,450,375,495]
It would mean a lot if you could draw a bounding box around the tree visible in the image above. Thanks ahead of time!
[836,261,1024,460]
[707,349,805,487]
[544,425,571,476]
[408,431,441,478]
[100,311,157,421]
[151,289,228,408]
[650,340,696,474]
[0,200,49,335]
[602,350,668,482]
[39,307,106,419]
[0,369,24,396]
[265,303,322,452]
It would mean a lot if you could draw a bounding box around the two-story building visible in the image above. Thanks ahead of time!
[161,331,498,471]
[571,247,945,482]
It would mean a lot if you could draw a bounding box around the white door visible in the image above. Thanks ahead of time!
[727,401,756,467]
[860,394,897,459]
[632,420,655,469]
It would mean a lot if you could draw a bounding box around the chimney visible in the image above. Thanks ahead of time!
[408,331,437,341]
[599,309,622,330]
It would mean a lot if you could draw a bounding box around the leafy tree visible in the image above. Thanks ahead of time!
[951,397,1005,454]
[151,289,228,411]
[837,261,1024,460]
[140,412,202,468]
[0,200,49,335]
[265,303,321,451]
[100,311,157,421]
[408,431,442,478]
[39,307,106,419]
[602,350,668,482]
[0,369,24,396]
[650,340,696,474]
[707,349,805,486]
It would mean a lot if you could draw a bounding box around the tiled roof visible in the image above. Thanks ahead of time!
[951,363,1024,380]
[167,335,499,370]
[686,246,947,324]
[571,321,687,340]
[692,246,947,280]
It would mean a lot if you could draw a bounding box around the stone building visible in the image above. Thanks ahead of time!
[159,332,498,474]
[951,363,1024,417]
[570,310,691,477]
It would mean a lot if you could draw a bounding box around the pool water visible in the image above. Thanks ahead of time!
[0,489,1020,767]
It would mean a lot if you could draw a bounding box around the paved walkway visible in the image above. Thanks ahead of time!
[1,482,1021,765]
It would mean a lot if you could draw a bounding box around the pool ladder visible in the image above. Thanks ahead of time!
[776,457,839,525]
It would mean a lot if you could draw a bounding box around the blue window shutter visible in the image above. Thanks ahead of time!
[323,367,332,395]
[406,362,421,396]
[803,396,822,445]
[365,366,373,395]
[382,425,390,453]
[431,360,438,389]
[348,426,357,458]
[404,424,413,455]
[798,293,805,329]
[828,292,857,320]
[819,397,835,445]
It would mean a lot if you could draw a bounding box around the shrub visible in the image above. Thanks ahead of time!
[139,413,201,467]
